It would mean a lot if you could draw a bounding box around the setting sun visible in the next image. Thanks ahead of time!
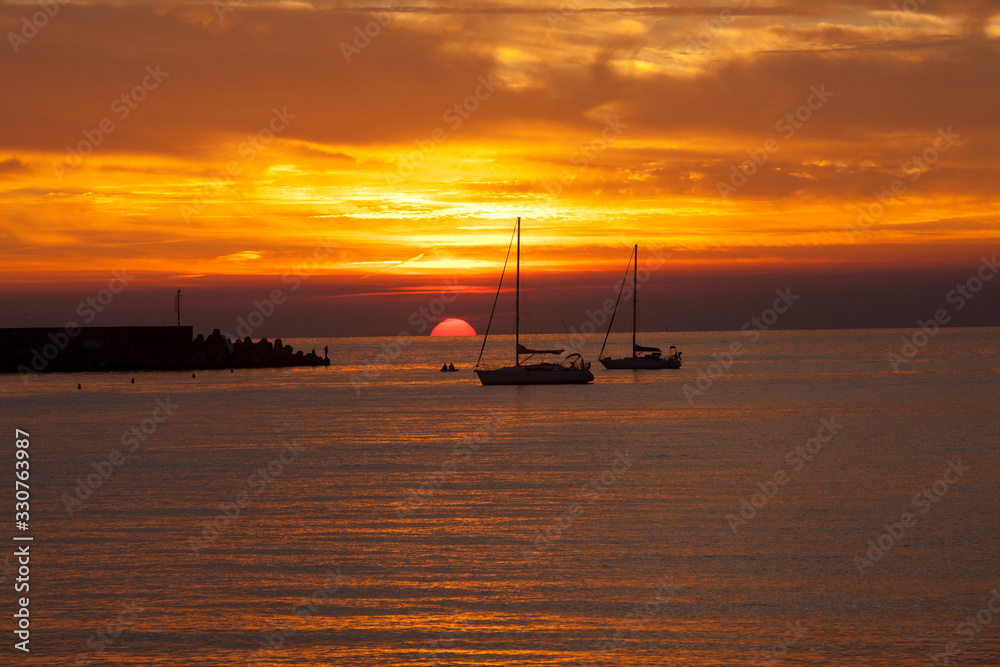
[430,318,477,336]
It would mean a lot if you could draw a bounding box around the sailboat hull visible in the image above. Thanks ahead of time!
[599,356,681,370]
[476,364,595,385]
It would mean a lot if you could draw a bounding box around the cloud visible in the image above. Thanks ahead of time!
[0,157,31,174]
[2,1,995,157]
[0,0,997,300]
[217,250,264,261]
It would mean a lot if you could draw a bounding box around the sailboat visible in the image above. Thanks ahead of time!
[475,218,595,385]
[598,244,682,370]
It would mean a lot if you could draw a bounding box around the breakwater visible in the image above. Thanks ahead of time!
[0,326,329,376]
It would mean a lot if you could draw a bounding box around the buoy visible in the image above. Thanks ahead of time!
[77,383,81,390]
[131,378,135,384]
[192,373,196,378]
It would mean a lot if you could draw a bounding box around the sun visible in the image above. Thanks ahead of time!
[430,318,477,336]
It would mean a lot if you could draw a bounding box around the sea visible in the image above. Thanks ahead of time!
[2,328,999,666]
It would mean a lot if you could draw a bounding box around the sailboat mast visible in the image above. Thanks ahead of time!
[632,244,637,357]
[515,217,520,367]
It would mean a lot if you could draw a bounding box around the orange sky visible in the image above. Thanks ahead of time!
[1,0,998,333]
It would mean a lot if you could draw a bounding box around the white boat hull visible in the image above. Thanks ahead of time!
[476,364,594,385]
[600,356,681,370]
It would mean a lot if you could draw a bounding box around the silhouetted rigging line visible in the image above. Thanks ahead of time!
[598,246,634,359]
[475,223,518,369]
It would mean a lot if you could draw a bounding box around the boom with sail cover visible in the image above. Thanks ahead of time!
[517,344,565,356]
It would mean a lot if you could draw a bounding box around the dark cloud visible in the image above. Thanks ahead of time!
[2,1,997,155]
[0,157,31,173]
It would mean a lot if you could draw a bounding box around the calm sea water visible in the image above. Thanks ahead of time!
[2,328,999,666]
